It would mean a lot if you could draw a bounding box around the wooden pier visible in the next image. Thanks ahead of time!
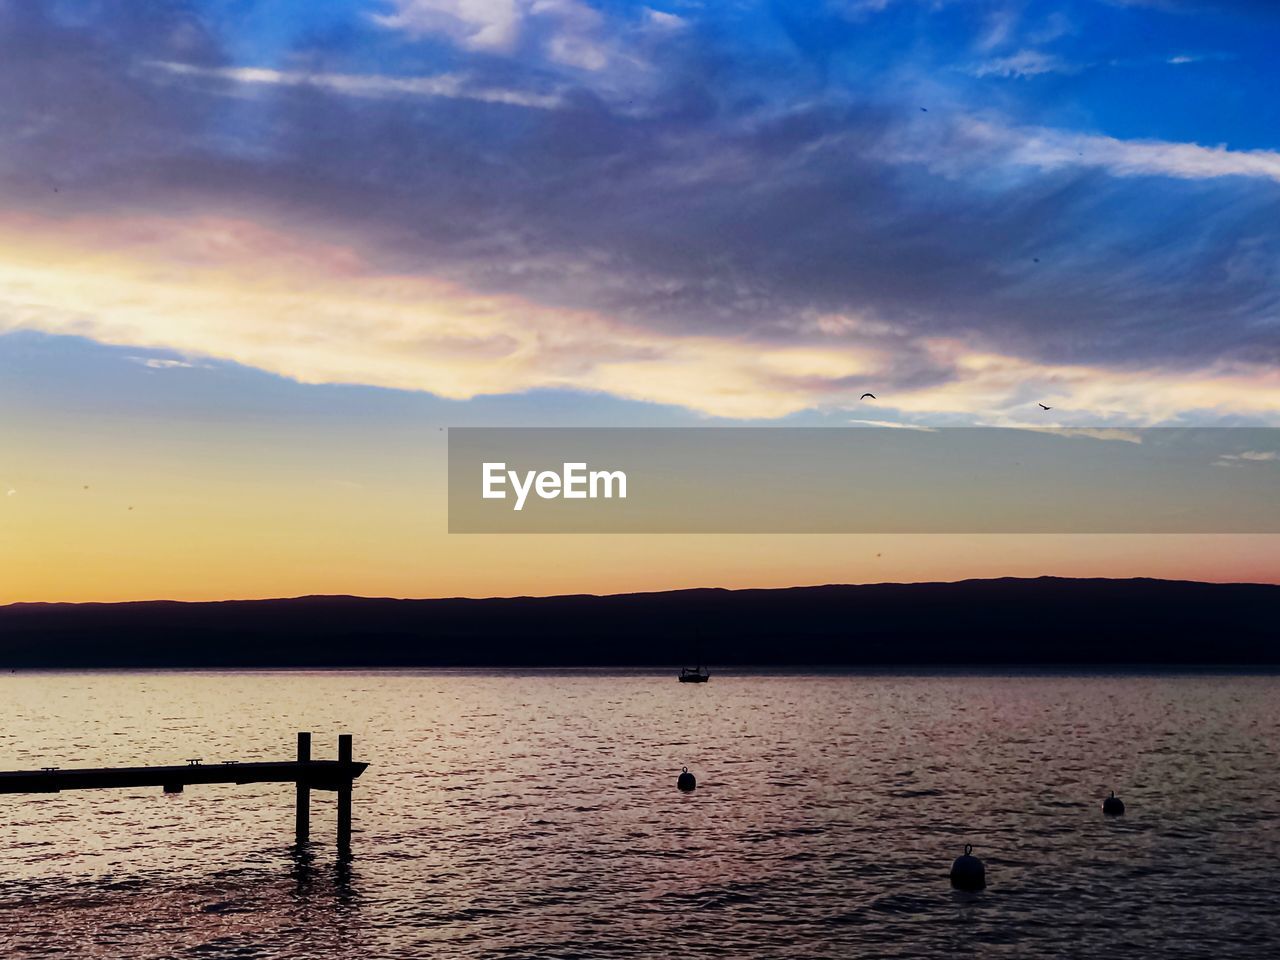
[0,733,367,847]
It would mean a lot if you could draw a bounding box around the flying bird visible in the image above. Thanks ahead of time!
[1033,257,1040,263]
[860,392,877,400]
[1038,403,1051,411]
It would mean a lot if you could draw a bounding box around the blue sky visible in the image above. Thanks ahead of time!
[191,0,1280,148]
[3,0,1280,426]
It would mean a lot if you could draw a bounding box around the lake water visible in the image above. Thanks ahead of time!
[1,670,1277,958]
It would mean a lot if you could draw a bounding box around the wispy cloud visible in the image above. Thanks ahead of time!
[371,0,611,71]
[974,6,1020,52]
[148,61,563,110]
[970,50,1083,78]
[943,119,1280,184]
[371,0,525,51]
[1166,52,1234,65]
[1218,450,1279,463]
[128,356,195,370]
[643,7,686,30]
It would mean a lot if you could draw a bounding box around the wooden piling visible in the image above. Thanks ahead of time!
[295,731,311,844]
[336,733,353,849]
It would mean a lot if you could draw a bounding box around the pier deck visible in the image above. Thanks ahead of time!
[0,733,364,847]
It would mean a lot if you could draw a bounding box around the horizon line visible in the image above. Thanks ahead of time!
[5,573,1278,609]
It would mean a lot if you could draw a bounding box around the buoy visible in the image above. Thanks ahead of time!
[1102,791,1125,815]
[677,767,696,792]
[949,844,985,891]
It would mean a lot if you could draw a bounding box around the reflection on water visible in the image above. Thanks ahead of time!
[1,670,1278,957]
[0,853,363,958]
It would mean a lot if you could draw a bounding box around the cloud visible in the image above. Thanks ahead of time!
[371,0,524,51]
[0,212,886,419]
[534,0,610,70]
[1218,450,1279,462]
[1,0,1278,427]
[128,356,195,370]
[2,211,1279,424]
[643,8,687,30]
[971,50,1083,78]
[930,119,1280,184]
[975,6,1020,52]
[148,61,564,110]
[372,0,612,70]
[1164,51,1238,67]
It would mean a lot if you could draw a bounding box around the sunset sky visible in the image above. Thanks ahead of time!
[2,0,1279,601]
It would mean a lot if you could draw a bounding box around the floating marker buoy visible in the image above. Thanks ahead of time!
[949,844,986,891]
[1103,791,1125,815]
[677,767,696,792]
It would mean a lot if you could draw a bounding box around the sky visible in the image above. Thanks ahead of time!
[1,0,1278,601]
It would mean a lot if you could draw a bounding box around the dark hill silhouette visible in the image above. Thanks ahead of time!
[1,577,1276,668]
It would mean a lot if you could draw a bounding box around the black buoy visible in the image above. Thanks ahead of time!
[1102,791,1125,815]
[677,767,696,792]
[949,844,985,891]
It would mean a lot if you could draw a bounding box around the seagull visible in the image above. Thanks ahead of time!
[860,392,877,400]
[1038,403,1051,411]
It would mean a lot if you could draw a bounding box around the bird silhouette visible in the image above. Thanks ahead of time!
[1038,403,1051,411]
[920,107,928,112]
[1033,257,1040,263]
[860,392,877,400]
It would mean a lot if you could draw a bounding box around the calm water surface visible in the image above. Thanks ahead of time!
[1,670,1278,958]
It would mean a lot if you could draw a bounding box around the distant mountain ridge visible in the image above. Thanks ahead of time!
[1,577,1276,668]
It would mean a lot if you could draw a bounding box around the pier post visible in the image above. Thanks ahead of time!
[295,731,311,844]
[337,734,353,849]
